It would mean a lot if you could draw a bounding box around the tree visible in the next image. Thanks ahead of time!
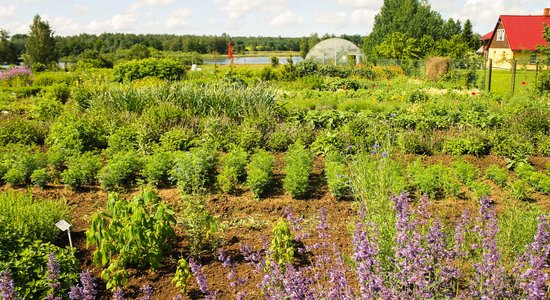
[461,19,478,50]
[126,44,151,60]
[24,15,58,67]
[376,32,420,59]
[0,29,19,64]
[299,37,309,58]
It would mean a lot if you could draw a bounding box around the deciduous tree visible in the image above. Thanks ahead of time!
[24,15,58,67]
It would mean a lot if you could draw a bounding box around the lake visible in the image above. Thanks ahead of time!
[203,56,303,65]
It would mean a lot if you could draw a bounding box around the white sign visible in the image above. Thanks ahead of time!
[55,219,71,231]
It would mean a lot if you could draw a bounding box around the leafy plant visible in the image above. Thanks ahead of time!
[508,179,532,201]
[451,160,478,184]
[1,145,47,186]
[98,150,143,191]
[143,151,174,187]
[113,58,186,82]
[408,160,460,198]
[245,149,275,199]
[485,164,508,187]
[61,152,103,189]
[170,146,217,194]
[267,219,295,270]
[324,152,349,199]
[30,168,49,188]
[172,258,192,295]
[468,181,491,199]
[283,142,313,199]
[217,146,248,194]
[86,190,176,290]
[179,195,223,256]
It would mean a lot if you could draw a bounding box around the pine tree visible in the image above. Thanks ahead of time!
[0,29,19,65]
[299,37,309,58]
[24,15,58,67]
[462,19,478,50]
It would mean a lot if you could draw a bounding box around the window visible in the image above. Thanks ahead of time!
[530,53,538,64]
[496,29,505,41]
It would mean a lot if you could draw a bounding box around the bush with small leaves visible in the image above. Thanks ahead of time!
[267,219,295,270]
[159,128,194,152]
[246,149,275,199]
[452,160,478,184]
[143,151,175,187]
[2,145,47,186]
[217,146,248,194]
[283,142,314,199]
[31,168,49,188]
[98,150,143,191]
[325,152,349,199]
[61,152,103,189]
[408,160,460,198]
[485,164,508,187]
[468,181,491,199]
[508,179,532,201]
[170,146,217,194]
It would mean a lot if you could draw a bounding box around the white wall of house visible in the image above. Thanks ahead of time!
[488,48,514,69]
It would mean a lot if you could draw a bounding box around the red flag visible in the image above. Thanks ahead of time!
[228,41,234,64]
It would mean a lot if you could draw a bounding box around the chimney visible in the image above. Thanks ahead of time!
[545,8,550,16]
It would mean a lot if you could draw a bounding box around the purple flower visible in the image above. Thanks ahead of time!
[45,253,61,300]
[282,264,314,300]
[347,145,353,150]
[218,248,247,296]
[390,113,396,118]
[69,271,96,300]
[353,219,386,299]
[373,143,380,149]
[139,285,153,300]
[0,271,18,300]
[519,215,550,300]
[0,66,32,81]
[112,288,124,300]
[172,295,183,300]
[69,286,84,300]
[381,152,388,157]
[189,258,214,300]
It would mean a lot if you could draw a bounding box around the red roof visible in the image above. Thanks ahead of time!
[499,15,550,50]
[480,31,493,40]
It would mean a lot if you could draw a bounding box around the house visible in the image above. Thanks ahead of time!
[486,9,550,69]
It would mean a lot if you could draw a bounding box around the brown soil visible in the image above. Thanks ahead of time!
[3,154,549,299]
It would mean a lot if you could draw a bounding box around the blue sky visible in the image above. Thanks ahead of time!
[0,0,548,37]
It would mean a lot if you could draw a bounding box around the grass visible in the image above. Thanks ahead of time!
[485,69,537,95]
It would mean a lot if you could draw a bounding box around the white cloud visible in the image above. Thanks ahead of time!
[50,17,81,35]
[214,0,265,19]
[165,9,191,29]
[336,0,383,9]
[87,14,137,33]
[0,4,16,19]
[350,9,377,29]
[131,0,177,11]
[73,4,90,13]
[269,10,303,27]
[315,11,349,28]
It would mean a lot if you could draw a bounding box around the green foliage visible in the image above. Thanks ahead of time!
[245,149,275,199]
[61,152,103,189]
[24,15,58,67]
[32,72,76,86]
[468,181,491,199]
[30,168,49,188]
[507,179,532,201]
[267,219,295,270]
[126,44,151,60]
[485,164,508,187]
[173,258,192,294]
[31,96,64,120]
[180,194,223,256]
[515,162,550,195]
[260,66,276,81]
[490,132,535,163]
[113,58,186,82]
[324,152,349,199]
[1,145,47,186]
[442,130,488,156]
[0,116,47,146]
[283,142,313,199]
[408,160,461,198]
[159,128,194,152]
[451,160,478,184]
[143,151,175,187]
[86,190,176,290]
[217,146,248,194]
[170,146,217,194]
[498,203,544,263]
[98,150,143,191]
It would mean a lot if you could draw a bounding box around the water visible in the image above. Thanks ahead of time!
[203,56,303,65]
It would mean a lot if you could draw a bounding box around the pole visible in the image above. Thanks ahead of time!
[511,60,517,96]
[67,228,73,249]
[487,59,493,92]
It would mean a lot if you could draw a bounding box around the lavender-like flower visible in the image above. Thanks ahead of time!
[172,295,183,300]
[0,66,32,81]
[0,271,19,300]
[519,215,550,300]
[189,258,214,300]
[353,219,385,300]
[139,285,153,300]
[112,288,124,300]
[45,253,61,300]
[69,270,96,300]
[328,244,353,300]
[69,286,84,300]
[218,249,247,298]
[284,206,309,241]
[282,264,314,300]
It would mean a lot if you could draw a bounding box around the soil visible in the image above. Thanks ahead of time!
[2,154,549,299]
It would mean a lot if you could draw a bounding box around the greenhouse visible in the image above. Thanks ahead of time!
[305,38,366,65]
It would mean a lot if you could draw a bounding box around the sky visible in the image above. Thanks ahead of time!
[0,0,549,37]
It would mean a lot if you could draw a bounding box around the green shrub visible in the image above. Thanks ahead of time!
[2,146,47,186]
[490,132,535,162]
[98,150,143,191]
[537,134,550,156]
[267,124,294,152]
[33,72,75,86]
[113,58,186,82]
[179,194,223,256]
[159,128,194,152]
[468,181,491,199]
[267,219,295,270]
[498,203,543,264]
[485,164,508,187]
[217,146,248,194]
[408,160,461,198]
[0,116,47,146]
[61,152,103,189]
[42,83,71,103]
[283,142,313,199]
[451,160,478,184]
[31,96,64,120]
[170,146,217,194]
[30,168,49,188]
[442,130,488,156]
[245,149,275,199]
[143,151,175,187]
[325,152,349,199]
[106,125,139,155]
[86,190,176,289]
[508,179,532,201]
[515,162,550,195]
[396,130,432,155]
